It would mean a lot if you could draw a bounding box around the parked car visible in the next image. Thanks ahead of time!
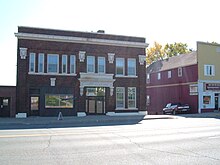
[163,103,190,115]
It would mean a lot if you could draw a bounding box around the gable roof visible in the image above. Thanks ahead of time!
[147,51,197,73]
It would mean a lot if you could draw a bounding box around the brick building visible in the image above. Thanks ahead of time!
[0,86,16,117]
[15,26,148,117]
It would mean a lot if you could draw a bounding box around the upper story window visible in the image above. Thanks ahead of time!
[98,57,105,73]
[47,54,59,73]
[204,65,215,76]
[62,55,67,74]
[168,70,172,78]
[157,72,161,80]
[178,67,182,77]
[128,58,136,76]
[116,58,125,76]
[70,55,76,74]
[38,53,44,73]
[87,56,95,73]
[29,53,35,73]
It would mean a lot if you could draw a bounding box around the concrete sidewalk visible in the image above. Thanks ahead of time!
[0,114,175,125]
[0,112,219,129]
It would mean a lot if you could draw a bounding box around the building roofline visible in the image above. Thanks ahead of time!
[147,51,197,73]
[197,41,220,47]
[17,26,147,40]
[15,32,149,48]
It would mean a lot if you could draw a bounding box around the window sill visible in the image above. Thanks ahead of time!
[115,75,138,78]
[115,108,138,110]
[28,72,77,76]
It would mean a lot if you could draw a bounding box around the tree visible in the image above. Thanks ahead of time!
[164,42,191,58]
[146,42,164,65]
[146,42,192,65]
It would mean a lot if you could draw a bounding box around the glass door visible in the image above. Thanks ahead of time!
[30,96,40,116]
[0,97,10,117]
[86,87,105,114]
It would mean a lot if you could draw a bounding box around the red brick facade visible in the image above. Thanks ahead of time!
[15,27,147,116]
[0,86,16,117]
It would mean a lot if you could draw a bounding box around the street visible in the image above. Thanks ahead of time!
[0,117,220,165]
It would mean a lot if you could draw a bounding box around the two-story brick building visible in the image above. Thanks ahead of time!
[15,26,148,117]
[146,42,220,114]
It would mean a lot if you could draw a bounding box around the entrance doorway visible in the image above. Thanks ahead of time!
[30,96,40,116]
[0,97,10,117]
[86,87,105,114]
[86,96,105,114]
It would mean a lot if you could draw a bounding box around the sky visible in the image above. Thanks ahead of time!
[0,0,220,85]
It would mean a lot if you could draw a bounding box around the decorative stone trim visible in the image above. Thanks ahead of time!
[28,72,77,76]
[77,112,86,117]
[16,113,27,118]
[108,53,115,63]
[138,55,146,65]
[80,86,84,96]
[15,33,149,48]
[78,73,115,96]
[106,111,147,116]
[79,51,86,62]
[20,48,27,59]
[50,78,56,86]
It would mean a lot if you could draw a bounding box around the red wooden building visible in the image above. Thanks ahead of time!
[146,51,198,114]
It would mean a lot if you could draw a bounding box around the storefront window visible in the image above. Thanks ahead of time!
[45,94,73,108]
[203,96,211,105]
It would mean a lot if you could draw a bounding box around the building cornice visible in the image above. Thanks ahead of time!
[15,32,149,48]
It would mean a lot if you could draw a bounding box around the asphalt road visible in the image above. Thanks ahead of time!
[0,117,220,165]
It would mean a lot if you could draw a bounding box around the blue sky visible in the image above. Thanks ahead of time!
[0,0,220,85]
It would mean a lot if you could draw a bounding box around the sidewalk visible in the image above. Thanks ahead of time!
[0,114,174,125]
[0,114,178,128]
[0,112,219,129]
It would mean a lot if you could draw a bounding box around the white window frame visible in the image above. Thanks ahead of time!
[157,72,161,80]
[116,87,125,109]
[127,58,136,76]
[189,84,198,95]
[87,56,95,73]
[29,53,35,73]
[62,55,67,74]
[70,55,76,74]
[116,58,125,76]
[178,67,182,77]
[98,57,106,73]
[47,54,59,73]
[204,65,215,76]
[168,70,172,78]
[128,87,136,109]
[38,53,44,73]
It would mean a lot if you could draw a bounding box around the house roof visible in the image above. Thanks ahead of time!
[147,51,197,73]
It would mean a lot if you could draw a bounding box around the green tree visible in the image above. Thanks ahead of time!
[164,42,191,58]
[146,42,164,65]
